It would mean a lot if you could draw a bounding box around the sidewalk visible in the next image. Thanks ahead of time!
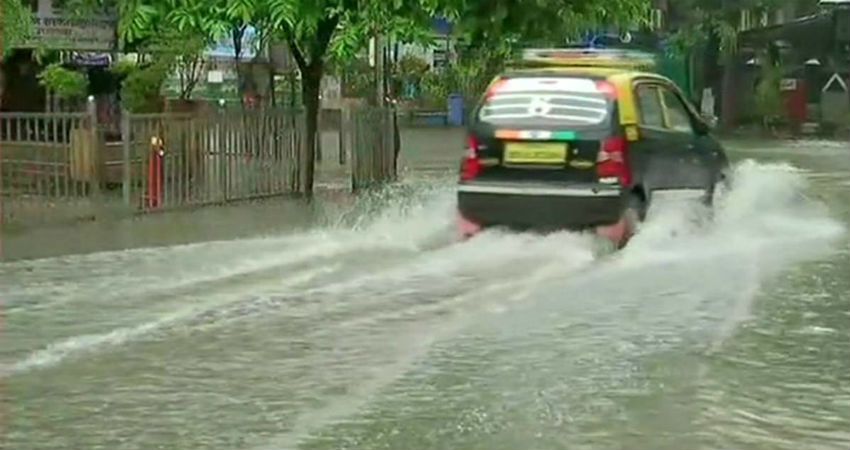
[0,126,467,261]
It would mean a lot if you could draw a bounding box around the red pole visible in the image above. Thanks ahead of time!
[155,149,162,206]
[146,137,163,208]
[146,149,155,208]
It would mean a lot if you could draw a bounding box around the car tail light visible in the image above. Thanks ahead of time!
[484,78,509,99]
[595,80,618,99]
[597,136,631,186]
[460,135,481,181]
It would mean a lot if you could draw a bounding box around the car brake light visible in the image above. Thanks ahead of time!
[597,136,631,186]
[595,80,618,99]
[460,135,481,181]
[484,78,508,99]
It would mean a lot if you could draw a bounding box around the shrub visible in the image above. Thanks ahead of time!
[120,61,170,113]
[37,63,88,100]
[754,62,786,128]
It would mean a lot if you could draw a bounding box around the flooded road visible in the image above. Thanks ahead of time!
[1,136,848,449]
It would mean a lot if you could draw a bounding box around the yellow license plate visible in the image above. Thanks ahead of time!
[504,142,567,165]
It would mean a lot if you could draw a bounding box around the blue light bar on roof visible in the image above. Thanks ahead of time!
[519,48,656,68]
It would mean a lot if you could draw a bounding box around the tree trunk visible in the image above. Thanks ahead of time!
[1,0,4,110]
[0,63,4,111]
[283,16,339,195]
[232,26,245,106]
[1,0,5,260]
[720,51,737,130]
[301,64,322,196]
[268,62,276,106]
[703,30,721,95]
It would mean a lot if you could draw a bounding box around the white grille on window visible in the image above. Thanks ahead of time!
[480,93,608,124]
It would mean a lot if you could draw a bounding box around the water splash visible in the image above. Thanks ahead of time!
[3,158,846,450]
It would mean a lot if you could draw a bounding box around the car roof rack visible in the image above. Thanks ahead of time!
[513,48,657,70]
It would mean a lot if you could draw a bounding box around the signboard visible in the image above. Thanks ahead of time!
[20,16,117,51]
[780,78,798,91]
[69,52,111,66]
[822,73,848,92]
[207,70,224,84]
[205,26,258,60]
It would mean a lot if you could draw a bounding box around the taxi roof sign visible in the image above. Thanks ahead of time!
[516,48,657,70]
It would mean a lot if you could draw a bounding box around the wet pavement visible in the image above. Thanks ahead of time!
[1,130,848,449]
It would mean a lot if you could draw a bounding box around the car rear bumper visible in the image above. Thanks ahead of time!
[457,181,625,231]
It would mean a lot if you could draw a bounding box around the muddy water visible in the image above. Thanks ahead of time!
[1,139,848,450]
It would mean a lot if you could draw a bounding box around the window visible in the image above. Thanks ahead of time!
[478,76,612,127]
[636,85,664,128]
[661,89,694,134]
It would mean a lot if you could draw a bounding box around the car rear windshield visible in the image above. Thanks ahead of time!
[477,76,613,128]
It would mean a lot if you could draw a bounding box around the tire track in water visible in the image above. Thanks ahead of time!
[3,192,459,374]
[1,184,456,314]
[4,159,847,450]
[15,160,836,378]
[3,229,452,374]
[247,251,601,450]
[2,230,403,314]
[175,230,598,339]
[3,264,336,375]
[1,238,415,362]
[252,160,846,450]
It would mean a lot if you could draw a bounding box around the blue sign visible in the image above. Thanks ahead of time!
[205,26,258,60]
[432,17,452,35]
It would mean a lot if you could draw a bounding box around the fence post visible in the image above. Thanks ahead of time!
[388,106,397,181]
[87,96,102,204]
[350,107,359,192]
[339,105,348,165]
[218,104,228,202]
[315,107,323,163]
[121,109,131,207]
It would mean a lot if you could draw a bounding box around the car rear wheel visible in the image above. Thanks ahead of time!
[705,171,732,221]
[596,193,644,248]
[713,171,732,202]
[457,212,482,240]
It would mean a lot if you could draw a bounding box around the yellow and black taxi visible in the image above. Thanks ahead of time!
[456,48,730,246]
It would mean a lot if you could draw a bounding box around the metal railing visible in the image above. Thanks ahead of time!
[1,104,398,228]
[125,109,301,211]
[0,112,94,198]
[350,107,397,191]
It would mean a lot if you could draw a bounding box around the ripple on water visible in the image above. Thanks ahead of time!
[4,159,849,450]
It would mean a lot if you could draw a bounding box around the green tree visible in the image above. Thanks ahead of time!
[455,0,647,72]
[272,0,649,195]
[2,0,33,55]
[97,0,650,194]
[113,0,445,194]
[117,0,225,46]
[37,63,89,101]
[119,0,281,103]
[265,0,445,195]
[664,0,817,127]
[1,0,35,108]
[122,1,232,102]
[754,55,785,130]
[458,0,646,45]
